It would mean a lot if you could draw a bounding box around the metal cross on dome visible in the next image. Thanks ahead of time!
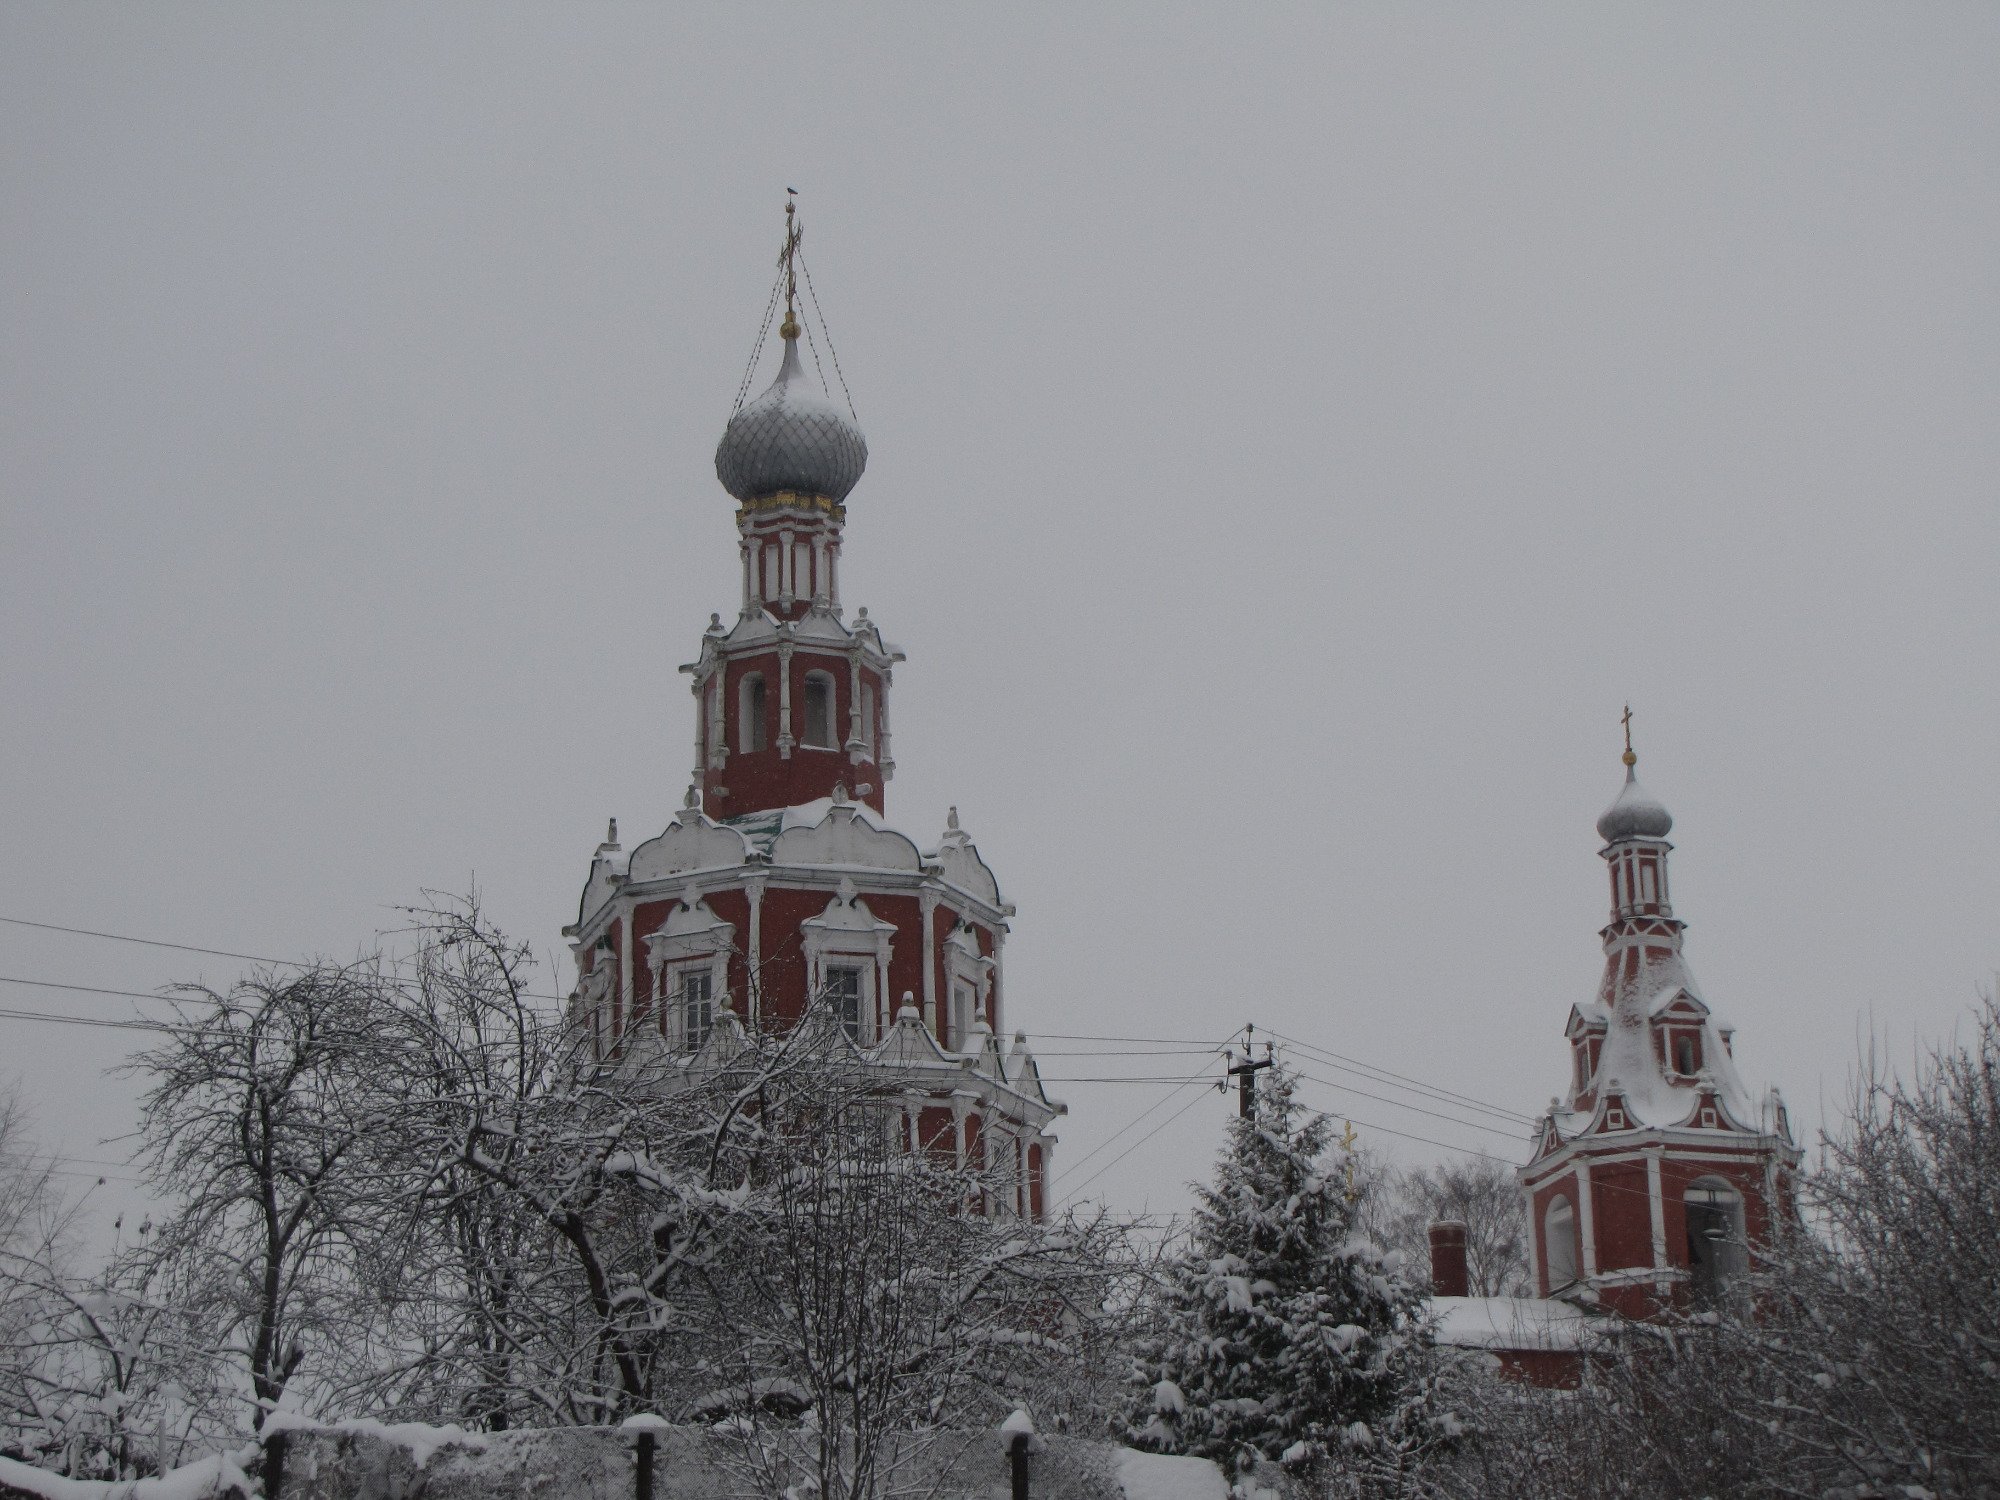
[1621,703,1636,766]
[777,191,803,338]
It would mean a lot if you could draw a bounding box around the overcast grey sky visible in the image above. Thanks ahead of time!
[3,4,1997,1227]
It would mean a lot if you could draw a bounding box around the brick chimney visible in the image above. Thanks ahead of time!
[1428,1219,1469,1298]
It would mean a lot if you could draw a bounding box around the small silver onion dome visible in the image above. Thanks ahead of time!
[714,336,868,504]
[1597,765,1673,843]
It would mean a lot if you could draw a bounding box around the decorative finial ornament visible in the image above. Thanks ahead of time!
[947,805,959,831]
[778,195,802,341]
[606,818,619,845]
[1621,703,1637,767]
[684,783,700,810]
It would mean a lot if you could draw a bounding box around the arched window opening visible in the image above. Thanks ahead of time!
[1544,1195,1579,1291]
[802,671,836,749]
[1685,1179,1746,1300]
[1674,1033,1699,1076]
[739,674,768,753]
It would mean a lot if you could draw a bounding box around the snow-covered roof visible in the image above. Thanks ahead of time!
[1428,1295,1596,1352]
[1591,951,1760,1130]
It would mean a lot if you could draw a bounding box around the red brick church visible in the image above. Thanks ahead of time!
[562,205,1063,1219]
[1432,732,1803,1379]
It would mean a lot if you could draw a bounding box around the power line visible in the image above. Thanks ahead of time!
[1265,1027,1536,1125]
[1285,1067,1531,1142]
[1,912,1569,1152]
[1057,1082,1221,1207]
[0,1004,162,1033]
[1053,1029,1241,1189]
[0,914,575,1005]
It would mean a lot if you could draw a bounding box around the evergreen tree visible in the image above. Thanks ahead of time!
[1128,1059,1436,1472]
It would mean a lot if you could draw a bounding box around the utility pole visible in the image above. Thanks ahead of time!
[1226,1024,1274,1119]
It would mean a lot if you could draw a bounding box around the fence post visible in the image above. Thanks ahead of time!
[1008,1432,1029,1500]
[634,1430,656,1500]
[263,1429,289,1500]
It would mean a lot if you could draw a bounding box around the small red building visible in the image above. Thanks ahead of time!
[1516,745,1802,1318]
[563,214,1062,1219]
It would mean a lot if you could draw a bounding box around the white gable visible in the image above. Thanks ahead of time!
[771,802,923,871]
[628,809,752,884]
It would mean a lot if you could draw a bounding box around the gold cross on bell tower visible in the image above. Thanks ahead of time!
[1621,703,1637,767]
[778,191,802,341]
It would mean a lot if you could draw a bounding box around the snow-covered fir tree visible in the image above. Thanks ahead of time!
[1128,1058,1437,1472]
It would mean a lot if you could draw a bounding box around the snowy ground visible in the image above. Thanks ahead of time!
[1,1421,1232,1500]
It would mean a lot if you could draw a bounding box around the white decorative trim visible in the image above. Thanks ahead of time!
[801,878,896,1045]
[1576,1162,1598,1280]
[644,884,737,1052]
[1647,1150,1668,1292]
[777,643,795,758]
[920,888,940,1034]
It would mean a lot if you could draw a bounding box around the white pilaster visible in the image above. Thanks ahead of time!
[920,887,940,1035]
[745,878,764,1026]
[1648,1149,1668,1291]
[1576,1161,1599,1280]
[777,643,794,758]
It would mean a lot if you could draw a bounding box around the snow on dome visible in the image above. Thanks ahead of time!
[1596,766,1673,843]
[714,336,868,504]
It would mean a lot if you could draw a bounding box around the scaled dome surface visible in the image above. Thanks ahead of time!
[1597,767,1674,843]
[714,336,868,504]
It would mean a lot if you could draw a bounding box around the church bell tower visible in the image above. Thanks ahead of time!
[1518,717,1801,1316]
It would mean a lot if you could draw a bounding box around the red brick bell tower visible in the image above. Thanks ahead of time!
[1517,717,1801,1316]
[563,202,1063,1219]
[694,199,896,820]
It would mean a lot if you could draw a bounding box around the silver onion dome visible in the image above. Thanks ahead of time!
[1597,765,1674,843]
[714,335,868,505]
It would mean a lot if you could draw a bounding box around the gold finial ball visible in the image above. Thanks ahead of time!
[1622,749,1637,767]
[779,314,801,340]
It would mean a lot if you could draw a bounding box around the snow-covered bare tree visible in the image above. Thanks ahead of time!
[1429,995,2000,1500]
[1360,1157,1530,1299]
[126,965,402,1432]
[0,1087,77,1463]
[695,1001,1136,1500]
[1741,995,2000,1495]
[341,896,570,1430]
[1127,1059,1442,1477]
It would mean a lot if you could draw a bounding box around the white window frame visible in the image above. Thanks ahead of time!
[801,669,838,750]
[739,673,768,753]
[823,962,866,1042]
[801,882,896,1046]
[671,964,715,1053]
[1544,1194,1579,1291]
[644,888,734,1055]
[941,921,995,1053]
